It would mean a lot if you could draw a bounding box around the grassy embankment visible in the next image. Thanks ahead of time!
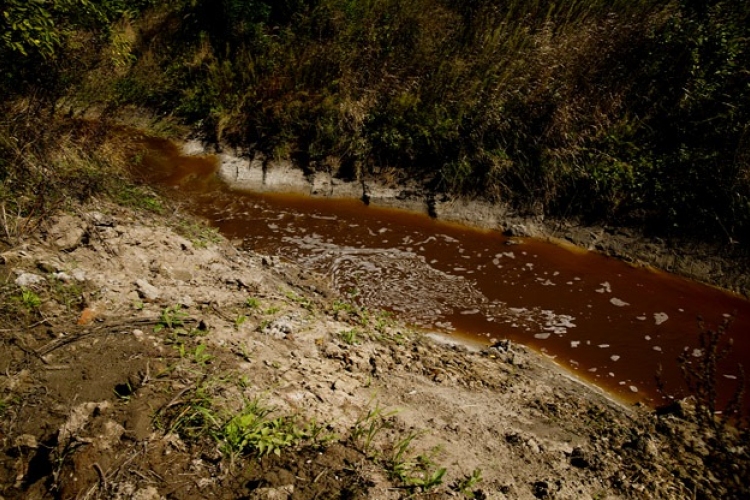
[2,0,750,244]
[96,0,750,243]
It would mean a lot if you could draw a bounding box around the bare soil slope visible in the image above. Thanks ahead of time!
[0,203,745,499]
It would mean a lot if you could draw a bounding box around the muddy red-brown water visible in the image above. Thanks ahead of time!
[135,137,750,413]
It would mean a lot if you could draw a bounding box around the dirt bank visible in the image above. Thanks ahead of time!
[202,142,750,298]
[1,201,747,499]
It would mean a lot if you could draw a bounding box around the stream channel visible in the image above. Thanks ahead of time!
[136,136,750,412]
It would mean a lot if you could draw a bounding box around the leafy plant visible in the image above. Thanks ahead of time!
[19,288,42,311]
[351,401,399,455]
[174,219,221,248]
[192,344,213,365]
[219,399,309,459]
[50,278,83,313]
[451,468,483,498]
[156,382,221,440]
[234,314,247,330]
[338,329,360,346]
[115,185,164,214]
[387,432,446,492]
[286,291,314,312]
[155,305,189,333]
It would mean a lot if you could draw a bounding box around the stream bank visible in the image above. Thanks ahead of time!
[194,141,750,298]
[1,201,747,499]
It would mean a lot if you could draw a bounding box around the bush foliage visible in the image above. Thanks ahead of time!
[2,0,749,244]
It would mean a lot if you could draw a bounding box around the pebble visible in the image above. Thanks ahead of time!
[14,272,46,287]
[134,279,161,301]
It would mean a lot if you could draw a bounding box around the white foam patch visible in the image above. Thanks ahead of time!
[571,341,580,348]
[654,312,669,325]
[610,355,620,362]
[610,297,629,307]
[596,282,612,294]
[535,333,551,340]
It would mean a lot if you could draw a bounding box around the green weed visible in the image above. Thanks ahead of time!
[50,278,83,313]
[156,382,221,440]
[351,401,399,456]
[219,399,309,459]
[285,291,314,312]
[155,305,189,333]
[175,219,221,249]
[451,468,484,498]
[258,319,272,332]
[386,431,446,491]
[115,185,164,214]
[245,297,260,309]
[338,329,360,346]
[192,344,213,365]
[114,382,134,402]
[19,288,41,311]
[332,300,356,314]
[234,314,247,330]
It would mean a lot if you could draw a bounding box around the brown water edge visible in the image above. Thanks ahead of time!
[133,136,750,414]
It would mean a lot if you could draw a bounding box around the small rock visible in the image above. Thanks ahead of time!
[262,318,293,339]
[14,434,38,450]
[172,270,193,282]
[178,295,194,308]
[131,486,164,500]
[88,212,115,227]
[97,420,126,450]
[53,272,72,282]
[135,279,161,301]
[331,378,358,394]
[49,215,87,251]
[15,272,46,288]
[248,485,294,500]
[72,269,87,282]
[490,339,512,352]
[526,438,542,454]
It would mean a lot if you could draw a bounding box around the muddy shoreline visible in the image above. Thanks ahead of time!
[188,140,749,298]
[2,201,746,499]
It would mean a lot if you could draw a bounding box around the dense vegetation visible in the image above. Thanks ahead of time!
[1,0,749,244]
